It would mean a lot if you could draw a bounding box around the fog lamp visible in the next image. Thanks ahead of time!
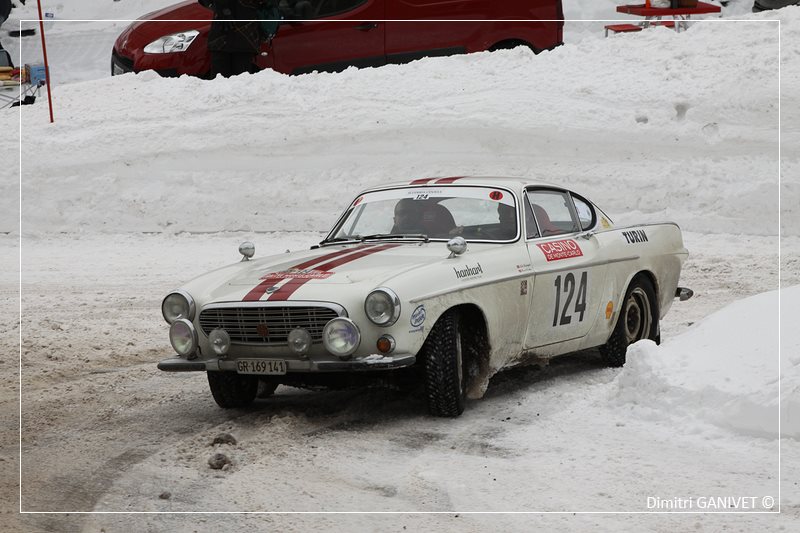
[208,328,231,356]
[287,328,311,356]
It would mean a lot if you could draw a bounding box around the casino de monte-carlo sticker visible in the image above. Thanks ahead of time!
[536,239,583,262]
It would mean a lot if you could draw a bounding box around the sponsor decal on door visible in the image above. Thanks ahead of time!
[536,239,583,262]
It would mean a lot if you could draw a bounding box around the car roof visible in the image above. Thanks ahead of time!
[364,176,562,192]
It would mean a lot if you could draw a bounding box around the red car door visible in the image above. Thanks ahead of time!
[385,0,563,62]
[266,0,386,75]
[385,0,486,61]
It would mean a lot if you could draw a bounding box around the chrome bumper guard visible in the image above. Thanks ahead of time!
[158,354,416,373]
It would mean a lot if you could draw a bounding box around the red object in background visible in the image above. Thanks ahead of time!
[112,0,564,78]
[617,1,721,16]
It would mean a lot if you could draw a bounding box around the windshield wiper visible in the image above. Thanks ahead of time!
[318,236,364,247]
[319,233,430,247]
[361,233,429,242]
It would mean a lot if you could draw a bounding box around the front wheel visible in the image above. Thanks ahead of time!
[207,371,258,408]
[421,309,467,417]
[600,276,659,367]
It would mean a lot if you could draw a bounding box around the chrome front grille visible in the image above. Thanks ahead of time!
[199,305,340,345]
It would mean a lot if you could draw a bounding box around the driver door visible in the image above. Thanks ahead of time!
[523,188,608,349]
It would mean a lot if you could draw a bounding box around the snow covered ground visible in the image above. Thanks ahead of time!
[1,1,797,532]
[4,231,797,531]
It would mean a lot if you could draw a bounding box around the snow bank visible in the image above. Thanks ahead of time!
[611,285,798,440]
[1,2,787,238]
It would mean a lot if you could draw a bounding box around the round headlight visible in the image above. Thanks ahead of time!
[162,290,195,324]
[169,319,198,357]
[288,328,312,356]
[322,318,360,358]
[364,288,400,326]
[208,328,231,356]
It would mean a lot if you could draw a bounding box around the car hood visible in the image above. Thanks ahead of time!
[228,243,445,286]
[128,0,209,36]
[183,241,464,303]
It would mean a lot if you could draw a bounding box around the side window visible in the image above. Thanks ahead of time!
[526,190,580,237]
[572,195,595,231]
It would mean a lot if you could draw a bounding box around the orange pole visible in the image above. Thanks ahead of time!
[35,0,54,123]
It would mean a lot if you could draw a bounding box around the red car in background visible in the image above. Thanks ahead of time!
[112,0,564,77]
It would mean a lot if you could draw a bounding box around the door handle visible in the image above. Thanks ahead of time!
[577,230,595,240]
[354,22,378,31]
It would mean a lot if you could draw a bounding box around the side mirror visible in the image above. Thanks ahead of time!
[446,237,467,259]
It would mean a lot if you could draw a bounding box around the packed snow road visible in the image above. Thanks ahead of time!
[3,231,797,532]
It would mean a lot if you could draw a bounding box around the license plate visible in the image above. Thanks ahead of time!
[235,359,287,375]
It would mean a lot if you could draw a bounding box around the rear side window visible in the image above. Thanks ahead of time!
[572,194,596,231]
[526,190,580,237]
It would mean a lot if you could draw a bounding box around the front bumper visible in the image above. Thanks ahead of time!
[158,353,416,373]
[111,49,135,75]
[111,47,179,77]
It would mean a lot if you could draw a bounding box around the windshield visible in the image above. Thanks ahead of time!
[327,186,519,243]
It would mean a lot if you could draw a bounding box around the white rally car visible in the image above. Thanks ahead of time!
[159,177,692,417]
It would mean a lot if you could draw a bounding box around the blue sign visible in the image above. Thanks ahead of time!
[410,305,426,328]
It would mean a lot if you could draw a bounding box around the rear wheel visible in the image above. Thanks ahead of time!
[422,310,467,417]
[207,371,258,408]
[600,276,658,367]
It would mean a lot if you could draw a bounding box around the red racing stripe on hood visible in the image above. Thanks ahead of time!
[409,178,435,185]
[242,245,375,302]
[266,244,401,301]
[434,176,463,184]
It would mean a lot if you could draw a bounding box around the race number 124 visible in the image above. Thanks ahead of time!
[553,272,588,327]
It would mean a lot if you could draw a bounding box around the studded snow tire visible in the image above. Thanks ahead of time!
[421,309,467,417]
